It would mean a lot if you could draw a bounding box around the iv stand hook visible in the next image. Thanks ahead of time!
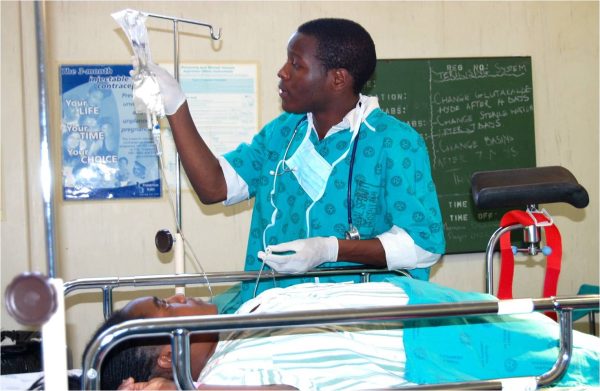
[144,12,222,40]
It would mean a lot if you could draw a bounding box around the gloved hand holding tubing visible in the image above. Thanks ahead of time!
[146,62,187,115]
[130,57,164,126]
[258,237,339,274]
[130,57,187,120]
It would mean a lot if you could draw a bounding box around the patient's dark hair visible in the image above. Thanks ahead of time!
[29,309,166,390]
[82,309,167,390]
[298,18,376,94]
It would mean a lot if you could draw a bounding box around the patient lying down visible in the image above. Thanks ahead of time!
[50,279,599,390]
[90,282,411,390]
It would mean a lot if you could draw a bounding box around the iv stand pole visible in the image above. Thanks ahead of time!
[145,13,221,293]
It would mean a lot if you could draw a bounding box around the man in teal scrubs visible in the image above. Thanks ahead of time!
[134,18,445,308]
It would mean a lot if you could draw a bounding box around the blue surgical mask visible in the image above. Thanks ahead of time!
[285,134,332,202]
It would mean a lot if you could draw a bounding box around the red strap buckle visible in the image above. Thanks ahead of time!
[498,210,562,320]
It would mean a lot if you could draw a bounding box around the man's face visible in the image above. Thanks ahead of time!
[277,32,331,114]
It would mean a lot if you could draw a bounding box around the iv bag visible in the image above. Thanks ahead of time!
[112,9,165,121]
[111,9,153,69]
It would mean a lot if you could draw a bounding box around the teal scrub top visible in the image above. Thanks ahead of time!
[223,107,445,306]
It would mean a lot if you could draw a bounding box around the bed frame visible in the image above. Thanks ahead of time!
[64,269,599,390]
[74,166,598,390]
[3,166,592,390]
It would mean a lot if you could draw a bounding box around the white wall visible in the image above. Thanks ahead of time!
[2,1,598,365]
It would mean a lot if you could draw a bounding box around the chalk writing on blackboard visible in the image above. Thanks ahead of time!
[365,57,535,253]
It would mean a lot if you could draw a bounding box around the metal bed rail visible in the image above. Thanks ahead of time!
[81,293,599,390]
[64,268,410,319]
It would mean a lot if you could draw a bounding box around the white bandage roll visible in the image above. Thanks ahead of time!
[497,299,535,315]
[501,376,537,390]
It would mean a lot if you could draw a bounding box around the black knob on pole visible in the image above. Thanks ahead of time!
[155,229,174,253]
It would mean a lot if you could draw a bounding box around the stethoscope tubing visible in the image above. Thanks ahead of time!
[347,129,360,232]
[270,115,362,240]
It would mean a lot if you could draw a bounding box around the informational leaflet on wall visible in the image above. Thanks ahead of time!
[160,63,258,189]
[60,64,160,200]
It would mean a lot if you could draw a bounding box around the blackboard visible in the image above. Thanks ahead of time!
[364,57,536,253]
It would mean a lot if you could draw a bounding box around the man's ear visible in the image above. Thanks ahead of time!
[157,345,173,370]
[330,68,353,92]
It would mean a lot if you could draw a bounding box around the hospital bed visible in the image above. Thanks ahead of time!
[62,270,600,390]
[5,165,599,390]
[3,268,599,390]
[74,167,600,389]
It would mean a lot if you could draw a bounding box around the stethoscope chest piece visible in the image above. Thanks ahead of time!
[345,224,360,240]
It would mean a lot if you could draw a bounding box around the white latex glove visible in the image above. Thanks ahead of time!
[130,57,186,118]
[147,62,186,115]
[257,237,338,274]
[130,56,163,125]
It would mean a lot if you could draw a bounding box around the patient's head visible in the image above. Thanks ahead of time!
[83,294,218,389]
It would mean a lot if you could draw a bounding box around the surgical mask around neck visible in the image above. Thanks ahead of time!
[285,133,332,202]
[286,97,372,203]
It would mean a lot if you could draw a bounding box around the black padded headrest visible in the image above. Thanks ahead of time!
[471,166,589,209]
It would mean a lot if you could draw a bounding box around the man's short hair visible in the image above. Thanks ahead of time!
[298,18,376,94]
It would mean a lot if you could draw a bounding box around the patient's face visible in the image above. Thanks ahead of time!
[122,294,218,379]
[122,294,217,318]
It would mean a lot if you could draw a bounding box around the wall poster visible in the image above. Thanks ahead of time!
[160,63,258,189]
[60,64,161,200]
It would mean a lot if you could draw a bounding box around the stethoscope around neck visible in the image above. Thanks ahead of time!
[269,116,362,241]
[344,130,361,240]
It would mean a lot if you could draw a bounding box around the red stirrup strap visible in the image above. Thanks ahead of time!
[498,210,562,320]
